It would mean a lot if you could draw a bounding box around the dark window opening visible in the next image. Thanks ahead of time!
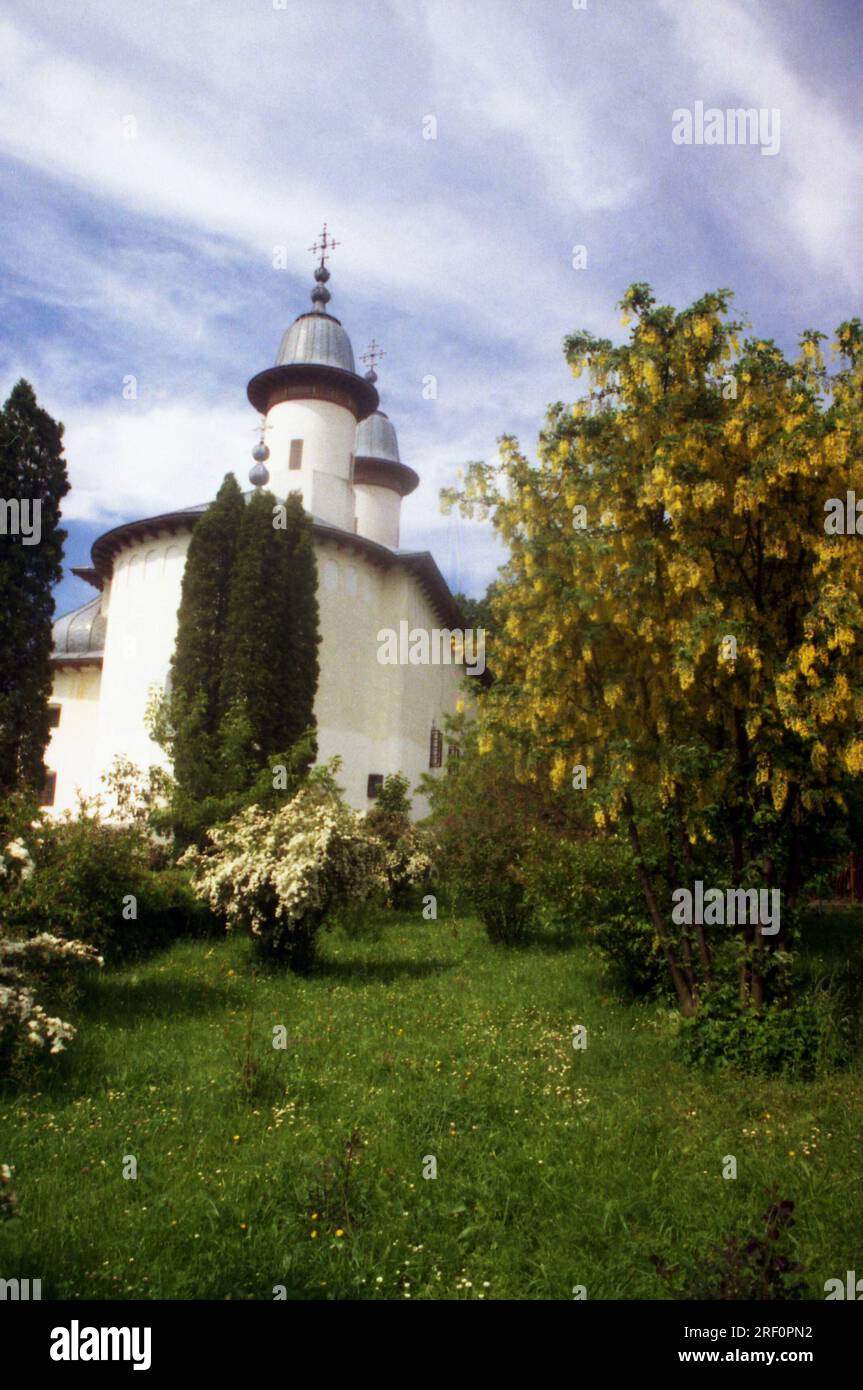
[48,704,61,728]
[447,742,461,761]
[289,438,304,470]
[40,771,57,807]
[367,773,384,799]
[429,725,443,769]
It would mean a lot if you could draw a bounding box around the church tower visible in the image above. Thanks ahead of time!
[246,225,378,530]
[352,342,419,549]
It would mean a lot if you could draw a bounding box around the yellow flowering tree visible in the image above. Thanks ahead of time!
[443,285,863,1015]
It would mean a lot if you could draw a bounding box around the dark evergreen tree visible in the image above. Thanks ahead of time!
[219,488,320,771]
[168,472,244,805]
[0,381,69,798]
[280,491,320,759]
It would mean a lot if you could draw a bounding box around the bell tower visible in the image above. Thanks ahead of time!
[246,225,378,529]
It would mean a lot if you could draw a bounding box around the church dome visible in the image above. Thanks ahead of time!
[355,411,400,463]
[52,595,106,659]
[276,312,356,373]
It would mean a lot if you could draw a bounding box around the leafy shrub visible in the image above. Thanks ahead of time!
[680,979,849,1077]
[424,741,574,944]
[0,932,102,1075]
[183,779,386,971]
[524,834,665,992]
[365,809,433,908]
[0,811,215,962]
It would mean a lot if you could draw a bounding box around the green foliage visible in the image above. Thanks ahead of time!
[0,381,69,797]
[425,736,576,944]
[2,915,861,1298]
[520,834,666,992]
[161,481,320,847]
[373,772,411,816]
[220,489,319,772]
[680,980,850,1077]
[0,812,215,962]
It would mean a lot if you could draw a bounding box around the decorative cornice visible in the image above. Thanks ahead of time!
[353,456,420,497]
[246,363,379,420]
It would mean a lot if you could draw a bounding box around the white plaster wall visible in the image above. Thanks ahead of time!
[264,398,356,526]
[48,526,467,821]
[354,484,401,549]
[94,534,189,795]
[44,665,103,815]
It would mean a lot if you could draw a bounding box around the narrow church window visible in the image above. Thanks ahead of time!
[429,725,443,768]
[40,771,57,807]
[289,439,304,470]
[367,773,384,799]
[48,704,61,728]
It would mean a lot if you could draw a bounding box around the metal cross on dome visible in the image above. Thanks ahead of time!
[309,223,340,270]
[361,340,386,373]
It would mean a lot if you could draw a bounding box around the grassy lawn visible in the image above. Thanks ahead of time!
[1,912,861,1300]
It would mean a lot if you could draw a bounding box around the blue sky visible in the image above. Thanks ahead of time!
[1,0,860,617]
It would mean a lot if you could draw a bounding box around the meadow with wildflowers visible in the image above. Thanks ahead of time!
[1,907,861,1300]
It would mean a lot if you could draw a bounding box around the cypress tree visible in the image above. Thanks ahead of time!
[219,488,319,771]
[0,380,69,798]
[169,472,244,805]
[280,491,320,760]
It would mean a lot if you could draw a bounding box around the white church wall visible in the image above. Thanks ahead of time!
[44,665,103,815]
[313,542,466,816]
[48,522,467,822]
[353,483,401,549]
[264,398,355,520]
[94,530,190,802]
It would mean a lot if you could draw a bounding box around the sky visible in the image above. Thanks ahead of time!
[1,0,861,618]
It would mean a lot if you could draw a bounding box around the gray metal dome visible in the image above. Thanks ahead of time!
[276,312,356,373]
[52,596,106,659]
[355,411,400,463]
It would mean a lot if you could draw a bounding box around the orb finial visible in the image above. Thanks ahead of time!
[308,223,339,312]
[361,338,385,384]
[250,418,271,488]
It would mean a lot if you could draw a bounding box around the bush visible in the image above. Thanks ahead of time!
[680,979,850,1077]
[0,811,215,962]
[364,808,434,908]
[183,779,386,971]
[0,932,102,1076]
[424,742,573,944]
[523,834,665,992]
[653,1191,806,1300]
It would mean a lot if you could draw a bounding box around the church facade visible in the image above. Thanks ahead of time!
[45,249,476,818]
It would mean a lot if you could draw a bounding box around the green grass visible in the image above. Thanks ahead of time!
[1,913,861,1300]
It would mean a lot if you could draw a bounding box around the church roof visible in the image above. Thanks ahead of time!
[61,499,470,641]
[51,594,106,664]
[355,410,400,463]
[276,312,356,373]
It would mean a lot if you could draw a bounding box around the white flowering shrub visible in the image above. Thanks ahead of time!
[183,785,387,969]
[0,836,36,885]
[0,933,103,1074]
[0,1163,17,1221]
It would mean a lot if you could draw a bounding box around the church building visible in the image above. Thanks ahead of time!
[45,236,476,817]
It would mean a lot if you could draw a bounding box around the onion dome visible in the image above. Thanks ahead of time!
[354,409,418,498]
[247,233,377,421]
